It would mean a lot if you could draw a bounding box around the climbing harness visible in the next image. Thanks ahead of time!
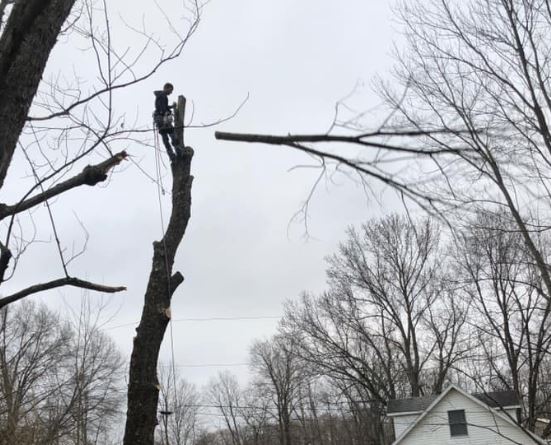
[152,111,173,130]
[163,112,173,128]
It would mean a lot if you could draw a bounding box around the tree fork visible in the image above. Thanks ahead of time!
[123,96,193,445]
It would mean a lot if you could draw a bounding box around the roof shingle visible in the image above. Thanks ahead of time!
[387,390,519,414]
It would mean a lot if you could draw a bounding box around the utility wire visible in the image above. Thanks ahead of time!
[158,362,249,368]
[105,315,281,330]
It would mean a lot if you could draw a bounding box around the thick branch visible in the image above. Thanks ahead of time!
[0,241,11,283]
[0,277,126,309]
[0,0,77,188]
[214,131,464,155]
[0,151,127,220]
[215,132,444,209]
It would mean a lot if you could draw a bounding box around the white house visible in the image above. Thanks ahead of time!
[387,385,546,445]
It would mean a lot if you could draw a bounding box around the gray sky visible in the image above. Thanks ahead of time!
[7,0,402,388]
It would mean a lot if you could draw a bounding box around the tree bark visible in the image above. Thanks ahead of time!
[0,151,128,220]
[0,0,76,188]
[123,96,193,445]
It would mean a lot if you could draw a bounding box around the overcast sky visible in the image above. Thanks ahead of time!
[7,0,403,389]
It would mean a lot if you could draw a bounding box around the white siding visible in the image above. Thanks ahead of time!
[393,414,421,439]
[395,389,538,445]
[503,407,520,422]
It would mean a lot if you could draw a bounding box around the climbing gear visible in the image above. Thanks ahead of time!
[152,116,178,421]
[153,112,173,130]
[162,112,173,128]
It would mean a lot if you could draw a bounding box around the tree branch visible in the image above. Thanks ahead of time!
[216,132,447,212]
[0,240,11,283]
[0,277,126,309]
[214,131,465,155]
[169,271,184,296]
[0,151,127,220]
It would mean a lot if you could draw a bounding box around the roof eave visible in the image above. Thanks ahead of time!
[387,410,423,417]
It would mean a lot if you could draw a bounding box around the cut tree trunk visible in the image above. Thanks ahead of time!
[123,96,194,445]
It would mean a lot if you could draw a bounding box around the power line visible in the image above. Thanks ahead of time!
[158,362,249,368]
[174,316,280,322]
[104,315,281,330]
[168,403,382,414]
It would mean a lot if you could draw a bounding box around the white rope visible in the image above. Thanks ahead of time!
[153,125,179,434]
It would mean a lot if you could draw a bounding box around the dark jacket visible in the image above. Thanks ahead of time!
[154,90,171,116]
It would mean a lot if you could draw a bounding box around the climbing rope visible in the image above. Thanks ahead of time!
[153,124,179,431]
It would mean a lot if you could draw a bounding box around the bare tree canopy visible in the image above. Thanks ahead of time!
[0,1,200,444]
[0,0,200,308]
[0,299,124,444]
[215,0,551,303]
[215,7,551,439]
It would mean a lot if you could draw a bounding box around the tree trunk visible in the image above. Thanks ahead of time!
[123,96,193,445]
[0,0,76,188]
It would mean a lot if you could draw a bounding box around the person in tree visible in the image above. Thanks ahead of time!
[154,82,178,161]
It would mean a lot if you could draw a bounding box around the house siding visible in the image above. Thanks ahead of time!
[393,414,421,439]
[394,390,538,445]
[503,407,520,423]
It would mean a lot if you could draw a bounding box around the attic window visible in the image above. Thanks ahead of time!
[448,409,468,436]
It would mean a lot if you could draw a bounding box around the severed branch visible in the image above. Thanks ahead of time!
[169,271,184,296]
[0,151,127,220]
[0,276,126,309]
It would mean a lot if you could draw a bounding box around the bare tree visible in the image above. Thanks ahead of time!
[216,5,551,437]
[0,301,71,444]
[194,430,227,445]
[0,1,202,443]
[240,386,272,445]
[157,365,201,445]
[0,0,201,309]
[207,371,246,445]
[277,215,471,443]
[63,297,125,445]
[283,289,398,419]
[454,211,551,432]
[329,215,445,397]
[0,299,124,445]
[423,287,469,394]
[215,0,551,317]
[250,335,306,445]
[284,215,462,403]
[0,0,129,309]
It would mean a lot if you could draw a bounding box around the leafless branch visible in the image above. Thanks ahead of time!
[0,151,127,221]
[0,277,126,309]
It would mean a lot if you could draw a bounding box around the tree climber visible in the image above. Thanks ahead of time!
[153,82,178,161]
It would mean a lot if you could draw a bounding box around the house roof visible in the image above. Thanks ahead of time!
[390,385,545,445]
[473,390,520,409]
[387,390,519,415]
[387,394,437,414]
